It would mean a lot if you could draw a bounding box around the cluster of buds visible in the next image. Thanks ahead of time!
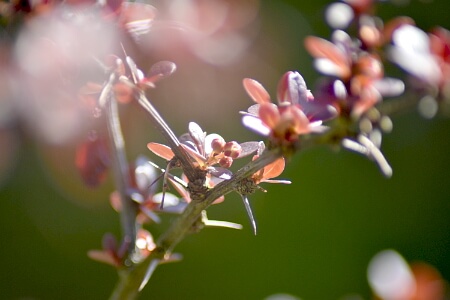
[148,122,262,205]
[79,54,176,110]
[178,122,249,170]
[76,55,177,191]
[304,30,405,121]
[210,138,242,168]
[298,0,429,177]
[149,122,260,178]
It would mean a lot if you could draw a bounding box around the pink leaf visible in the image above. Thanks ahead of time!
[262,157,285,180]
[304,36,351,79]
[243,78,271,104]
[147,143,175,160]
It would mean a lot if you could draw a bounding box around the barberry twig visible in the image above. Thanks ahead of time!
[109,147,283,299]
[105,73,139,258]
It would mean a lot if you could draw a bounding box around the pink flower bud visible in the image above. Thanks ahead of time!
[211,137,226,154]
[219,156,233,168]
[223,141,242,158]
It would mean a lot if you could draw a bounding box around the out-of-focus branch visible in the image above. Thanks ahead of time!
[105,73,139,258]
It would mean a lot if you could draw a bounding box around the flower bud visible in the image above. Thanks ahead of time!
[211,137,226,155]
[219,156,233,168]
[223,141,242,159]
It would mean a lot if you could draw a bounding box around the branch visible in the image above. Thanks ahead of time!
[105,73,139,257]
[109,148,283,299]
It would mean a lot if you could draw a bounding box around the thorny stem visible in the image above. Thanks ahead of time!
[110,77,333,299]
[109,148,282,299]
[159,148,281,251]
[109,87,386,298]
[105,73,138,257]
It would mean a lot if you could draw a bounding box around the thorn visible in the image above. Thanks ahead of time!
[139,259,160,292]
[145,161,174,210]
[241,195,257,235]
[148,172,165,189]
[256,185,267,193]
[147,160,188,188]
[358,135,393,178]
[159,163,172,210]
[342,137,393,178]
[201,211,243,230]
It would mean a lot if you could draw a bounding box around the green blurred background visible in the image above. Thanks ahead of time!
[1,0,450,299]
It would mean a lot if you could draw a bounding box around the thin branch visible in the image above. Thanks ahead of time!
[109,148,282,299]
[105,73,139,257]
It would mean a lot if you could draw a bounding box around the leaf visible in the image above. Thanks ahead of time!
[168,177,191,203]
[179,133,196,148]
[146,61,177,83]
[75,135,110,188]
[247,104,260,116]
[277,71,308,105]
[258,102,280,129]
[256,141,265,156]
[87,250,119,267]
[304,36,351,79]
[147,142,175,160]
[153,192,180,207]
[157,201,187,214]
[209,167,233,180]
[242,115,271,136]
[134,156,159,194]
[180,143,206,167]
[383,16,415,44]
[243,78,271,104]
[262,157,286,180]
[139,206,161,223]
[188,122,206,155]
[237,141,260,158]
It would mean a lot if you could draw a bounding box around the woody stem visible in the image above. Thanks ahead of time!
[109,148,283,299]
